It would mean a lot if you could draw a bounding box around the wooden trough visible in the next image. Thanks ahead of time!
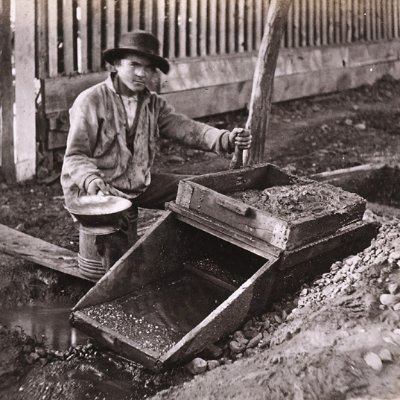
[71,164,378,371]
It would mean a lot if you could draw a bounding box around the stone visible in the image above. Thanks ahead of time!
[243,327,259,340]
[380,294,399,306]
[186,358,207,375]
[200,344,223,360]
[244,348,257,358]
[355,122,366,130]
[207,360,220,371]
[229,341,245,354]
[393,302,400,311]
[247,333,263,348]
[364,352,383,372]
[232,330,246,341]
[388,283,399,295]
[379,348,393,362]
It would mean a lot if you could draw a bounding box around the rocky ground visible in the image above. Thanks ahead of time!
[1,75,400,399]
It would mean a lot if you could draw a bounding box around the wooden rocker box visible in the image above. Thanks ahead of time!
[169,163,367,255]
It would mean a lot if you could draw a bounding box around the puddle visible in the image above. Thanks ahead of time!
[0,303,89,350]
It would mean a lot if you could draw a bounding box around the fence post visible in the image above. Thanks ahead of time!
[0,0,15,180]
[14,0,36,181]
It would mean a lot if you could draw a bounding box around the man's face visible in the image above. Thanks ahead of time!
[115,54,156,93]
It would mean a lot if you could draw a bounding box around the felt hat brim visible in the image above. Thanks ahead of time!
[103,48,170,74]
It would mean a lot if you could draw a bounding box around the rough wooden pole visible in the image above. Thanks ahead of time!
[0,0,15,180]
[246,0,293,165]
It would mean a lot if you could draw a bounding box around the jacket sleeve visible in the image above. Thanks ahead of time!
[62,94,102,191]
[156,96,233,154]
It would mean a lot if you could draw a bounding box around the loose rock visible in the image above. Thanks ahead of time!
[187,358,207,375]
[364,352,383,372]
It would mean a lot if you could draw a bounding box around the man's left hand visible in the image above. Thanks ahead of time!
[228,128,252,150]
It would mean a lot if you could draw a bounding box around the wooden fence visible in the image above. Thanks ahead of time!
[36,0,400,79]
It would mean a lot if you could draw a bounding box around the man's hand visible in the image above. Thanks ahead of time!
[228,128,252,150]
[87,178,110,196]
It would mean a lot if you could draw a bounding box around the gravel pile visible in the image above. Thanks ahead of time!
[186,208,400,375]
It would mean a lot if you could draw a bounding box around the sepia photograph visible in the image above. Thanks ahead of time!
[0,0,400,398]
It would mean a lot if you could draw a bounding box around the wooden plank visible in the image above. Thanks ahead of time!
[293,0,300,47]
[286,1,293,47]
[328,0,335,43]
[189,0,198,56]
[14,0,36,181]
[78,0,88,73]
[383,0,389,39]
[48,129,69,150]
[394,0,399,38]
[321,0,327,45]
[308,0,314,46]
[209,0,217,54]
[179,0,187,57]
[314,0,321,46]
[105,0,115,50]
[199,0,207,56]
[365,0,371,41]
[157,0,166,55]
[219,0,227,53]
[371,0,377,40]
[160,257,279,365]
[255,0,263,48]
[228,0,235,52]
[0,224,94,281]
[0,0,15,177]
[36,0,49,78]
[168,0,176,58]
[238,0,245,52]
[301,0,306,46]
[334,0,340,43]
[144,0,153,31]
[48,0,58,77]
[340,0,346,42]
[63,0,75,74]
[246,0,254,51]
[346,0,353,42]
[91,0,102,71]
[376,0,383,40]
[184,265,237,292]
[359,0,365,40]
[120,0,128,34]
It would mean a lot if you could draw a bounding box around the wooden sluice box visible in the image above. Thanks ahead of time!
[71,164,378,371]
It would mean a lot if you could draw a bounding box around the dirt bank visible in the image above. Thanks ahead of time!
[1,76,400,399]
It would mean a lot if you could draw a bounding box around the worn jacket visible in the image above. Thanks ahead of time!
[61,73,232,206]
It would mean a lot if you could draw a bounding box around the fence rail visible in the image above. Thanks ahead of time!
[35,0,400,79]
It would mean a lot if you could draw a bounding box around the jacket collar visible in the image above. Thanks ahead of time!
[106,72,151,101]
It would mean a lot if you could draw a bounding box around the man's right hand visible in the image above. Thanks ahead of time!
[87,178,110,196]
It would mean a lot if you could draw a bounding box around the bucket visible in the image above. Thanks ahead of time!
[78,228,107,281]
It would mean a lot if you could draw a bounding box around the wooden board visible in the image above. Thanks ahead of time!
[0,224,94,282]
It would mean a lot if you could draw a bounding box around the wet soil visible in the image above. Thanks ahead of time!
[1,75,400,399]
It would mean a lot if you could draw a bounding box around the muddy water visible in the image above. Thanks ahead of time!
[0,303,89,349]
[83,271,231,354]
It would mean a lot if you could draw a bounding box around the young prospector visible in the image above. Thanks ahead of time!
[61,30,251,245]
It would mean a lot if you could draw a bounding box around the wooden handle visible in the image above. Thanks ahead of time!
[216,197,250,216]
[229,145,242,170]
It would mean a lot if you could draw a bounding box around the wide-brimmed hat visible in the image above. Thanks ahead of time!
[103,30,169,74]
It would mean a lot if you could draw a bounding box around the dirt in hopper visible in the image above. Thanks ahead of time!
[231,182,362,220]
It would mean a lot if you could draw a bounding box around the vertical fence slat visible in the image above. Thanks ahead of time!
[308,0,314,46]
[386,0,393,39]
[228,0,235,52]
[321,0,327,45]
[91,0,101,71]
[78,0,88,73]
[286,1,293,47]
[346,0,352,42]
[120,0,128,34]
[238,0,245,52]
[371,0,376,40]
[168,0,176,58]
[359,0,365,40]
[36,0,48,78]
[179,0,187,57]
[367,0,372,41]
[63,0,75,74]
[157,0,166,55]
[340,0,346,42]
[382,0,388,39]
[219,0,227,53]
[106,0,115,49]
[352,0,359,41]
[144,0,153,31]
[377,0,382,39]
[132,0,141,30]
[190,0,198,56]
[200,0,207,55]
[394,0,399,38]
[301,0,306,46]
[209,0,217,54]
[255,0,262,48]
[48,0,58,76]
[334,0,340,43]
[293,0,300,47]
[248,0,255,51]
